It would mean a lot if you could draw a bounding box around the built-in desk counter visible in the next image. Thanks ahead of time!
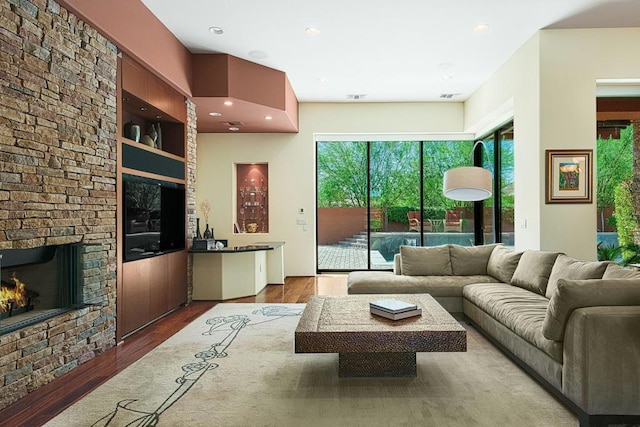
[191,242,285,300]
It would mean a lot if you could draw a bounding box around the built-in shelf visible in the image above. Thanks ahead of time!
[121,92,186,158]
[236,163,269,233]
[116,52,188,342]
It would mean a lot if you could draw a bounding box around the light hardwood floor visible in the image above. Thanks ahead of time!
[0,275,348,426]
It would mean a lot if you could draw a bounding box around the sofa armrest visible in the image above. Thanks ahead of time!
[393,253,402,275]
[563,306,640,415]
[542,278,640,341]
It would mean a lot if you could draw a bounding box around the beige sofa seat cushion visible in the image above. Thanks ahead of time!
[602,263,640,279]
[545,254,609,299]
[400,245,452,276]
[486,245,523,283]
[463,283,562,362]
[510,251,560,296]
[542,278,640,341]
[347,271,496,296]
[450,244,498,275]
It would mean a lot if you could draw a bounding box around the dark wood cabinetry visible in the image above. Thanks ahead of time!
[121,250,187,335]
[117,53,188,340]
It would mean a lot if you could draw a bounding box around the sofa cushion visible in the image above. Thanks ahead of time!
[542,278,640,341]
[463,283,562,362]
[486,245,523,283]
[545,254,609,299]
[510,251,560,296]
[348,271,497,296]
[450,244,498,275]
[602,263,640,279]
[400,245,452,276]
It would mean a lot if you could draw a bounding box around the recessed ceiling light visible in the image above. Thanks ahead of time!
[264,115,273,120]
[209,26,224,35]
[473,24,489,33]
[209,112,222,116]
[318,78,328,84]
[229,127,240,131]
[305,27,320,35]
[140,107,147,111]
[441,75,453,81]
[223,100,233,106]
[249,50,268,59]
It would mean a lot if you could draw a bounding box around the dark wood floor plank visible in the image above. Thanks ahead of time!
[0,276,346,426]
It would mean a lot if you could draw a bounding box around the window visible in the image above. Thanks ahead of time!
[318,137,510,271]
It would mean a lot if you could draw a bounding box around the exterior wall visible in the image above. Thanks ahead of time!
[0,0,117,409]
[196,102,465,276]
[317,208,367,245]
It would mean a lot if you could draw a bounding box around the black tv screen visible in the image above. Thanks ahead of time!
[123,174,186,262]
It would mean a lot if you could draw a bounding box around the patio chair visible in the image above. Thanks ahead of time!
[443,210,462,232]
[407,211,433,232]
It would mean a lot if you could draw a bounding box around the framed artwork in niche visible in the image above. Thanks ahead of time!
[545,149,592,204]
[236,163,268,233]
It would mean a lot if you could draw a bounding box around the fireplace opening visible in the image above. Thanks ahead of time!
[0,273,39,318]
[0,244,102,336]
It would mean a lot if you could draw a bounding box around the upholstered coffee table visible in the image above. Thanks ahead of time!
[294,294,466,377]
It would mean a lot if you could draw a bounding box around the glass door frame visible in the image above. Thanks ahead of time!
[316,133,490,273]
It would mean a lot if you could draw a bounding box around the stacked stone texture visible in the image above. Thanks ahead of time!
[186,99,197,303]
[0,0,117,409]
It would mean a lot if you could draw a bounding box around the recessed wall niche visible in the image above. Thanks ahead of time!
[236,163,269,233]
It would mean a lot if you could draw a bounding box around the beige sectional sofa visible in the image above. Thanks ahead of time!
[347,244,640,427]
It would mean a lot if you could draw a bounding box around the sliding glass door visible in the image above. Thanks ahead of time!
[368,141,420,270]
[318,139,494,271]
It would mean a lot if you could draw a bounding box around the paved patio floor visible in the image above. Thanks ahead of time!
[318,245,391,270]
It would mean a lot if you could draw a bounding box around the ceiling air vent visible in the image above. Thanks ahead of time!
[222,121,245,126]
[346,94,367,100]
[440,93,462,99]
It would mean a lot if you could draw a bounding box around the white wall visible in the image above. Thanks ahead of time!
[538,28,640,259]
[465,34,542,252]
[465,28,640,260]
[196,102,464,276]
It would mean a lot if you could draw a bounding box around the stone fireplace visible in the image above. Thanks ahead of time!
[0,0,118,410]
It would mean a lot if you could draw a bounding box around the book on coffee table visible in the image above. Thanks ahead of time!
[369,298,417,314]
[370,306,422,320]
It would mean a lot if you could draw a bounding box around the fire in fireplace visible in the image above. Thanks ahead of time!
[0,273,39,319]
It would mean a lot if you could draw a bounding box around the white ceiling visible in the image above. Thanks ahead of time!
[141,0,640,103]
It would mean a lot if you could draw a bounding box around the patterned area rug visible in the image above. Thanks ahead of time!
[46,303,576,426]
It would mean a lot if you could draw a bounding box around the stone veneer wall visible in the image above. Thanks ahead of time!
[0,0,117,409]
[186,99,197,302]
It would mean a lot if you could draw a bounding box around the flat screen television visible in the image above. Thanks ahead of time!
[123,174,186,262]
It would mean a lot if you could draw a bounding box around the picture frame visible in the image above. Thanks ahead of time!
[545,149,593,204]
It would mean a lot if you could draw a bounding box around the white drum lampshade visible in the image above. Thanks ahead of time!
[443,166,492,201]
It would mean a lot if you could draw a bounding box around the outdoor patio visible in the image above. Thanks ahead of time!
[318,245,391,270]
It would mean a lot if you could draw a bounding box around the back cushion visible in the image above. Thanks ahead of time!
[602,263,640,279]
[400,245,452,276]
[545,254,609,299]
[510,251,560,296]
[486,245,523,283]
[450,244,498,275]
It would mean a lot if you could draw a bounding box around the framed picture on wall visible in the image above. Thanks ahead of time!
[545,149,593,204]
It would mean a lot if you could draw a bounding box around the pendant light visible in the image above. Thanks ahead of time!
[443,141,493,201]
